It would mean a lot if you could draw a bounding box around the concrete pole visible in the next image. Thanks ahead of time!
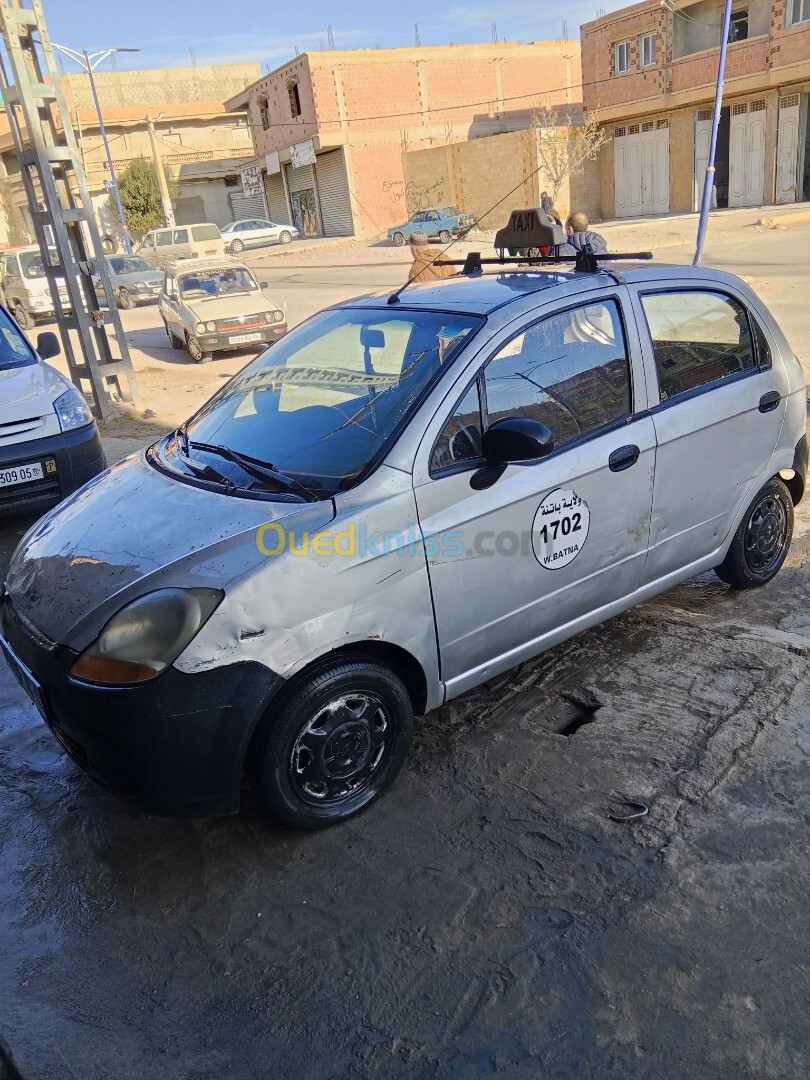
[146,114,175,227]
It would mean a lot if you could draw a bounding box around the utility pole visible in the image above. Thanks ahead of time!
[693,0,734,266]
[146,114,175,227]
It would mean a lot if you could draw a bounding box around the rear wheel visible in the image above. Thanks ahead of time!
[252,659,413,829]
[116,287,133,310]
[392,232,406,247]
[279,230,292,244]
[13,303,33,331]
[185,333,211,364]
[439,229,452,244]
[229,238,244,255]
[715,477,793,588]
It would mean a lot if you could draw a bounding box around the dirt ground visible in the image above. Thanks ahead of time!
[1,208,809,1078]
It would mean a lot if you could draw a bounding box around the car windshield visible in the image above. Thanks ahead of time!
[441,207,461,216]
[20,251,57,279]
[176,307,482,497]
[109,256,152,274]
[178,268,258,298]
[0,305,35,370]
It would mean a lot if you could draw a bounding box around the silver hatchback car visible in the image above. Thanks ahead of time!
[1,257,805,828]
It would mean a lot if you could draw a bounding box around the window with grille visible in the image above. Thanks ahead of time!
[628,123,640,134]
[732,103,748,116]
[615,41,631,74]
[614,126,626,138]
[656,118,669,129]
[788,0,809,26]
[639,33,656,67]
[697,109,713,121]
[781,94,800,109]
[642,121,654,132]
[749,99,766,112]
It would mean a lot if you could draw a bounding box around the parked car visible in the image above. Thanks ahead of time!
[0,246,70,329]
[0,304,105,517]
[388,207,477,246]
[139,223,225,269]
[159,257,287,362]
[94,255,164,309]
[1,258,804,828]
[221,219,300,254]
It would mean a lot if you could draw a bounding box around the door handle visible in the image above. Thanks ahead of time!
[609,444,640,472]
[759,391,781,413]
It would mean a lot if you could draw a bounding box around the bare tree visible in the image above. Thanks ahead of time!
[532,108,609,208]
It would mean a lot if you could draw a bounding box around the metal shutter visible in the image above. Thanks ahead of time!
[315,150,353,236]
[285,163,316,193]
[229,191,266,220]
[263,173,290,225]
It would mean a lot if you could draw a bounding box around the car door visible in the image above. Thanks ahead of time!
[256,220,279,245]
[413,290,657,695]
[159,271,182,336]
[628,283,790,582]
[423,210,440,236]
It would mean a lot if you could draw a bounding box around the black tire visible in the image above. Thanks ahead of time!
[229,238,244,255]
[252,658,413,829]
[100,235,116,255]
[13,303,33,331]
[116,287,133,310]
[715,477,793,589]
[439,230,452,244]
[185,333,210,364]
[164,321,183,349]
[279,230,292,245]
[392,232,406,247]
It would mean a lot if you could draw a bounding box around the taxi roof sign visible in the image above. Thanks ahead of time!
[494,208,566,251]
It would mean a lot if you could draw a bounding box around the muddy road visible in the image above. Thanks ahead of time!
[1,500,809,1078]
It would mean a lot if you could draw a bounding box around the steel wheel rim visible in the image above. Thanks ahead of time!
[744,493,787,575]
[187,337,204,361]
[290,692,393,806]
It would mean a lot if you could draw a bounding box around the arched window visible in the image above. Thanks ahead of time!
[258,95,270,131]
[288,79,302,119]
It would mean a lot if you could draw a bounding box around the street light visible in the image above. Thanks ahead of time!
[52,44,140,254]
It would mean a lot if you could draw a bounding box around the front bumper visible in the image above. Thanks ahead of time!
[0,423,106,516]
[196,323,287,352]
[0,592,283,817]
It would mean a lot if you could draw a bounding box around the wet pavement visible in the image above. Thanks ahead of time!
[1,507,809,1078]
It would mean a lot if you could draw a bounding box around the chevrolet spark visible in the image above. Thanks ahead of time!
[1,262,805,828]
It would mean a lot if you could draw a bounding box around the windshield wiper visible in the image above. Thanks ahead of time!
[188,441,318,502]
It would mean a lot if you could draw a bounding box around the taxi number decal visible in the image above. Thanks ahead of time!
[532,489,590,570]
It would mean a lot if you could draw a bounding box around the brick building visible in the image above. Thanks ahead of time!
[581,0,810,217]
[225,42,581,238]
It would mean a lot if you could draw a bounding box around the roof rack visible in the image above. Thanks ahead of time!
[386,208,652,304]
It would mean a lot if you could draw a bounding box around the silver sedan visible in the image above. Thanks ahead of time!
[221,218,301,254]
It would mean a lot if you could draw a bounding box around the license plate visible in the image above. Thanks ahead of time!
[228,332,263,344]
[0,462,44,488]
[0,638,46,719]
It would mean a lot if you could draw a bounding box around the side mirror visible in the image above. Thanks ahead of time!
[36,331,61,360]
[259,281,269,289]
[482,416,554,465]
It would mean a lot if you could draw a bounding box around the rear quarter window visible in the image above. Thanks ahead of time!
[191,225,221,241]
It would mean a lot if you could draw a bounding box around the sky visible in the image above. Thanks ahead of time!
[44,0,628,74]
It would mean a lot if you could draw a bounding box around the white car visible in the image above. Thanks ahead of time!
[0,304,105,516]
[220,219,300,254]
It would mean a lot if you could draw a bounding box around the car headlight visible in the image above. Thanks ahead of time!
[195,321,206,335]
[273,310,285,323]
[206,321,217,332]
[71,587,223,685]
[54,387,93,432]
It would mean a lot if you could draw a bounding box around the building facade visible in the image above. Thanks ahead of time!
[225,42,581,238]
[582,0,810,217]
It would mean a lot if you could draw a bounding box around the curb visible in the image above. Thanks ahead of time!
[247,234,360,263]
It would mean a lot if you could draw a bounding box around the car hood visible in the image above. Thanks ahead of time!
[183,293,279,320]
[4,451,335,647]
[118,269,163,285]
[0,361,66,423]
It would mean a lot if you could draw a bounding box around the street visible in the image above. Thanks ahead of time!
[1,212,810,1078]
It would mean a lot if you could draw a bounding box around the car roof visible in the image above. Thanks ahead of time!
[339,263,747,316]
[170,256,249,274]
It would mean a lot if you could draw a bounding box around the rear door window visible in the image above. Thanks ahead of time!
[191,225,221,241]
[640,290,758,402]
[155,231,173,248]
[483,299,633,449]
[173,228,189,244]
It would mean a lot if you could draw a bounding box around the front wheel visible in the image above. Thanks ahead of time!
[185,333,211,364]
[715,477,793,588]
[438,230,452,244]
[116,287,133,310]
[229,238,244,255]
[392,232,406,247]
[252,659,413,829]
[279,230,292,244]
[14,303,33,331]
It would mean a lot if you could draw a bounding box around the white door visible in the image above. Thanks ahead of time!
[729,101,767,208]
[615,123,668,217]
[694,111,713,210]
[653,123,670,214]
[641,128,655,214]
[776,95,801,204]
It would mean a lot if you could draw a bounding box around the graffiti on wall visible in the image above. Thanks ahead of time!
[381,178,448,215]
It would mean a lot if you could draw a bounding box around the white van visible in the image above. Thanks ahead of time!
[139,224,225,269]
[0,246,70,330]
